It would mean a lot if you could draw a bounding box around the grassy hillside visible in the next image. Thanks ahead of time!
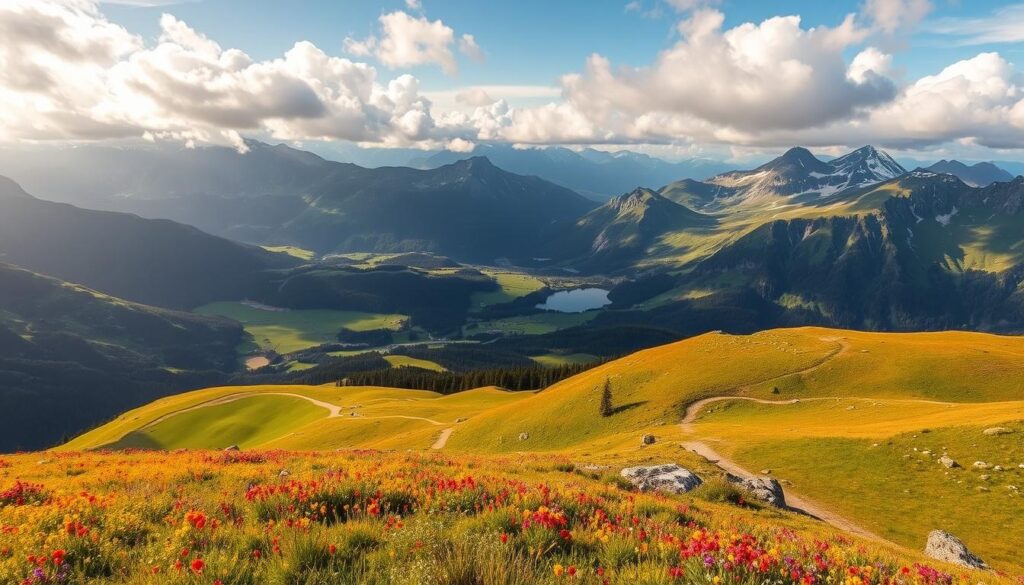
[0,449,990,585]
[63,327,1024,573]
[0,264,243,451]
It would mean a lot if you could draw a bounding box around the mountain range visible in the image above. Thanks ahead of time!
[409,143,733,199]
[925,159,1015,187]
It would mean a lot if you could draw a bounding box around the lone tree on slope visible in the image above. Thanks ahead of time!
[600,378,614,417]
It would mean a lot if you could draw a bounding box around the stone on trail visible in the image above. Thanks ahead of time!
[727,474,787,508]
[924,530,989,570]
[641,434,656,445]
[620,464,702,494]
[938,456,960,469]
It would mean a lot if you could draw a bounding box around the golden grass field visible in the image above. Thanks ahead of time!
[57,327,1024,577]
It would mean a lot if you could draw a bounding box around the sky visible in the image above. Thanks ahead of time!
[3,0,1024,163]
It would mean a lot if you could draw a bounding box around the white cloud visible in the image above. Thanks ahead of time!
[459,34,484,62]
[405,0,422,10]
[345,10,476,75]
[455,87,495,107]
[863,0,933,33]
[553,9,894,137]
[926,4,1024,45]
[0,1,456,149]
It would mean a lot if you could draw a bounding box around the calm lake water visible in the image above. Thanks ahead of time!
[536,288,611,313]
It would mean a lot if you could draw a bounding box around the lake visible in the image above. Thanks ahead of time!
[536,288,611,313]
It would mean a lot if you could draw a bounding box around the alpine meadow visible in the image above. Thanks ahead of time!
[2,1,1024,584]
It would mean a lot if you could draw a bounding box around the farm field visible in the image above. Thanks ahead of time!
[469,271,547,309]
[383,354,447,372]
[194,301,408,354]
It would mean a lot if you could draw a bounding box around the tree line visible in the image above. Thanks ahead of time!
[336,361,604,394]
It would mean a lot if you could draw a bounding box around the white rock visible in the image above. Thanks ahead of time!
[924,530,988,569]
[620,464,703,494]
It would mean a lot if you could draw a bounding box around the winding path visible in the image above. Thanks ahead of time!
[678,336,888,543]
[140,391,444,430]
[431,428,454,450]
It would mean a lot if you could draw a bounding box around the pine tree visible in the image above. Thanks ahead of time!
[600,378,614,417]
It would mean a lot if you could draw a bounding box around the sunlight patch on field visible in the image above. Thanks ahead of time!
[195,301,408,354]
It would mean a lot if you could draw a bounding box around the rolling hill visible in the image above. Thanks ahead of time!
[0,264,245,450]
[64,326,1024,573]
[0,176,295,309]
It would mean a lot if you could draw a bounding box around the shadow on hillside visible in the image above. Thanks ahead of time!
[610,401,646,415]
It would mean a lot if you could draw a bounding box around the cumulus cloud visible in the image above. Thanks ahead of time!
[344,10,478,75]
[0,0,458,149]
[459,34,484,62]
[553,9,895,136]
[863,0,932,34]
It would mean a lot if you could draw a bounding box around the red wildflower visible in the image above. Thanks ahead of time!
[190,558,204,574]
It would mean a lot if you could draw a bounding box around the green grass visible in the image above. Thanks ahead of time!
[715,422,1024,572]
[105,395,328,450]
[467,311,597,335]
[195,302,408,354]
[469,272,546,309]
[384,355,446,372]
[530,353,599,367]
[261,245,317,261]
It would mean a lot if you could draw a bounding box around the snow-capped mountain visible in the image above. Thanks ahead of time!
[707,145,907,202]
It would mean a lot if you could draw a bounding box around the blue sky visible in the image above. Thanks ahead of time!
[4,1,1024,162]
[99,0,1019,90]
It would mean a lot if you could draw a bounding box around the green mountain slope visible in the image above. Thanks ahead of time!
[548,188,717,271]
[0,177,295,309]
[0,264,245,450]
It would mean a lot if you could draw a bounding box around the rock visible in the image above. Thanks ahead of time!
[972,461,990,469]
[993,465,1003,472]
[727,475,786,508]
[641,434,656,445]
[224,445,240,451]
[982,427,1013,436]
[455,417,467,423]
[979,474,990,481]
[278,469,290,478]
[924,530,989,569]
[939,456,960,469]
[620,464,703,494]
[518,432,529,441]
[760,469,772,475]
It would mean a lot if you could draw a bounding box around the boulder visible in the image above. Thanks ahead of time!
[972,461,990,469]
[278,469,290,478]
[224,445,240,451]
[620,464,702,494]
[983,427,1013,436]
[924,530,988,570]
[938,456,960,469]
[727,475,786,508]
[518,432,529,441]
[641,434,656,445]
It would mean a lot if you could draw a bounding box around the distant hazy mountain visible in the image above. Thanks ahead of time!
[411,144,732,199]
[276,156,596,262]
[0,176,295,308]
[0,142,597,263]
[707,145,906,205]
[0,263,243,450]
[925,160,1014,187]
